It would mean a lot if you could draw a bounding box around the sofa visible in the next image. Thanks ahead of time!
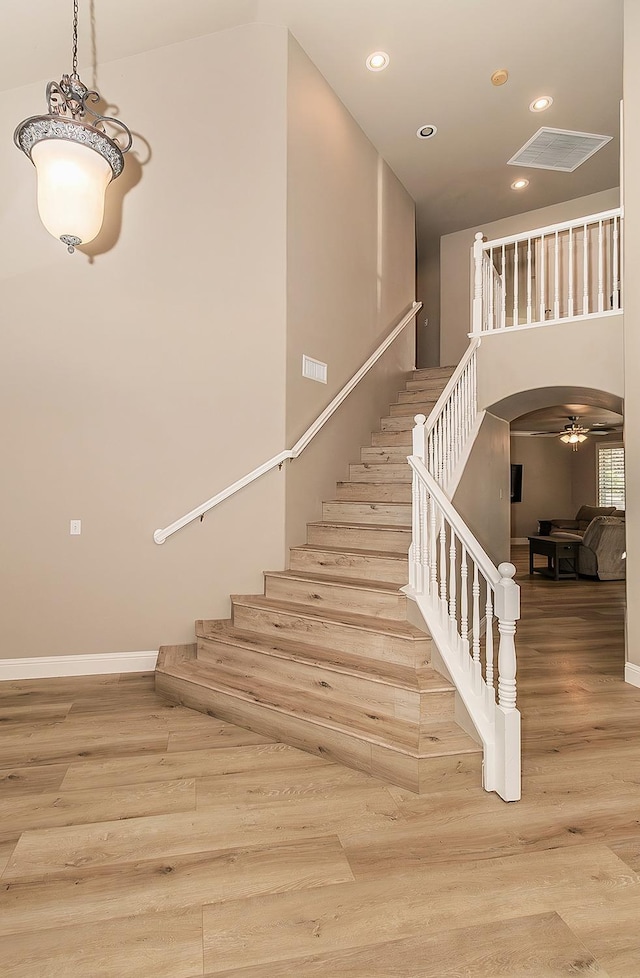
[548,505,626,580]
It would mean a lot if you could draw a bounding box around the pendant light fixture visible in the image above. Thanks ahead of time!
[14,0,132,253]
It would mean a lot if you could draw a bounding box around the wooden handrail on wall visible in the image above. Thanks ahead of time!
[153,301,422,544]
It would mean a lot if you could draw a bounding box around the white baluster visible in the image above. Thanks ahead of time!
[513,241,519,326]
[439,520,448,625]
[582,222,589,315]
[409,468,420,593]
[501,245,506,328]
[449,532,457,644]
[568,227,574,317]
[526,237,532,324]
[598,219,604,312]
[485,589,494,689]
[539,233,546,322]
[460,546,469,661]
[429,497,438,611]
[472,232,484,333]
[488,249,495,329]
[419,480,428,598]
[554,230,560,320]
[472,563,480,670]
[471,352,477,421]
[613,216,620,310]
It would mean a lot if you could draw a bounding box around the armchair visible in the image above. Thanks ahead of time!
[577,516,626,580]
[548,506,625,580]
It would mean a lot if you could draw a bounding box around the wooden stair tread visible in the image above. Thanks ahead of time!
[411,366,456,380]
[307,520,410,532]
[229,594,427,639]
[264,569,405,595]
[157,657,480,759]
[195,620,449,691]
[336,482,411,489]
[292,543,408,559]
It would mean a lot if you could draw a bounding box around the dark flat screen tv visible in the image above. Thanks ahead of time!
[510,463,523,503]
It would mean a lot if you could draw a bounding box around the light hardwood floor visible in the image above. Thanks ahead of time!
[1,545,639,977]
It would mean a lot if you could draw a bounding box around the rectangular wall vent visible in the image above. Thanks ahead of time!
[507,127,612,172]
[302,355,327,384]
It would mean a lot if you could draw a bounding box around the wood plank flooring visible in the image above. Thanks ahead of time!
[1,546,639,977]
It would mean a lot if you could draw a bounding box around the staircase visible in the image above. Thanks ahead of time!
[156,365,483,793]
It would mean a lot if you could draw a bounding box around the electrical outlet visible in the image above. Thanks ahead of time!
[70,519,81,535]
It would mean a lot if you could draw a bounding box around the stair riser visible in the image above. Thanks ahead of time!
[335,482,412,503]
[196,638,431,745]
[389,403,435,418]
[348,464,411,483]
[264,574,407,620]
[307,523,410,553]
[398,389,447,404]
[360,447,411,463]
[289,548,408,584]
[371,431,413,447]
[231,602,431,667]
[322,501,411,527]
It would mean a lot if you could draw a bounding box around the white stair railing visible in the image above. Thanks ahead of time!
[154,302,421,544]
[424,338,480,493]
[472,207,623,334]
[408,414,521,802]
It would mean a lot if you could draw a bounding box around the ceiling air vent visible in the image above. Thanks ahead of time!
[507,127,612,173]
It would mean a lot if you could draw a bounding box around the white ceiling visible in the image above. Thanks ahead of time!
[3,0,623,248]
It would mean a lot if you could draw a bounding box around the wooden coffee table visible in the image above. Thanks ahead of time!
[528,535,580,580]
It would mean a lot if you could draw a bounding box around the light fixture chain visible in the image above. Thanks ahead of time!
[72,0,79,77]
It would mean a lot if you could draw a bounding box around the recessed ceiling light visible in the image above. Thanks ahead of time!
[366,51,389,72]
[491,68,509,86]
[530,95,553,112]
[511,178,530,190]
[416,124,437,139]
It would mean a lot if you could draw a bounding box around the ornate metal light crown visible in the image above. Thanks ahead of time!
[14,0,132,252]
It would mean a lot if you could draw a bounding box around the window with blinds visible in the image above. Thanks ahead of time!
[597,444,625,508]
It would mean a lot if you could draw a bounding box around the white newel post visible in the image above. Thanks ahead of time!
[493,561,521,801]
[472,232,485,334]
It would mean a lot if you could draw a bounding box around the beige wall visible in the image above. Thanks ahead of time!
[509,437,574,539]
[440,188,621,365]
[0,25,292,660]
[624,0,639,670]
[0,24,417,662]
[476,315,624,417]
[284,36,415,551]
[452,413,511,566]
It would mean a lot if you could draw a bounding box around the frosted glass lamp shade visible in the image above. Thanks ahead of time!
[31,138,113,245]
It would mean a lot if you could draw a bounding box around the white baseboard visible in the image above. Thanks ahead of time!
[511,538,529,545]
[0,651,159,681]
[625,662,640,689]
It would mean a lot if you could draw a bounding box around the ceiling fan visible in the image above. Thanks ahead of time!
[528,415,621,449]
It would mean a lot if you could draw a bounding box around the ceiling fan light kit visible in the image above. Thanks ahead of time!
[559,416,589,451]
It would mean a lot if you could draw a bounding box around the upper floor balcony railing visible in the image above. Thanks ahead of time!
[471,208,623,335]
